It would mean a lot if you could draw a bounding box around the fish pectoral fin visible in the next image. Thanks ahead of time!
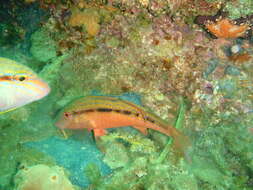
[133,126,148,135]
[93,129,107,137]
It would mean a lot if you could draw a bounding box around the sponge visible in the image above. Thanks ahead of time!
[14,164,75,190]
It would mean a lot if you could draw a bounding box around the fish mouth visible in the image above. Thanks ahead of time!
[55,119,67,129]
[32,79,51,100]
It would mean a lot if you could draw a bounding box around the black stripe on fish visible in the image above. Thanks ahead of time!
[96,108,131,115]
[146,117,155,123]
[72,108,156,125]
[97,108,113,112]
[73,109,95,115]
[85,109,96,113]
[122,110,132,115]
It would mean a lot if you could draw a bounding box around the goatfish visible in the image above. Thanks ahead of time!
[55,95,190,154]
[0,57,50,113]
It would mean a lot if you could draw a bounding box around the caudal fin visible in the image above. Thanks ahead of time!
[151,124,191,159]
[170,128,192,160]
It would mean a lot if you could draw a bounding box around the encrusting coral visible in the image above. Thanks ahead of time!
[205,18,249,38]
[195,11,251,39]
[68,8,100,36]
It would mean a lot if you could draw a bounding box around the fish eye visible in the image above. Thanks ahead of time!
[18,76,26,81]
[64,112,71,118]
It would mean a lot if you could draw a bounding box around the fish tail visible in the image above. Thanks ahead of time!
[169,127,192,160]
[154,125,192,163]
[151,124,191,156]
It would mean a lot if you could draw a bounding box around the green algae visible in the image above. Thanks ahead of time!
[0,106,58,189]
[206,0,253,19]
[103,142,130,169]
[85,163,103,189]
[187,107,253,189]
[104,36,120,48]
[225,0,253,19]
[30,27,57,62]
[0,126,55,188]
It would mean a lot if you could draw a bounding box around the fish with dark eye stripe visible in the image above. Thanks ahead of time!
[55,95,190,154]
[0,57,50,113]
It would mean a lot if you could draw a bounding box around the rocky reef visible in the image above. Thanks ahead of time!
[0,0,253,189]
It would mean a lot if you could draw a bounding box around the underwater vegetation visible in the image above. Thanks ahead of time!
[0,0,253,189]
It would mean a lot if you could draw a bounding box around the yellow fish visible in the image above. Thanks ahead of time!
[0,57,50,113]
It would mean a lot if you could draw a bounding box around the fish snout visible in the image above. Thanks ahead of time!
[55,118,68,129]
[26,78,51,100]
[32,78,51,100]
[55,116,84,130]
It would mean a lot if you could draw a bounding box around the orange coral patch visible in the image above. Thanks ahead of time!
[205,19,249,38]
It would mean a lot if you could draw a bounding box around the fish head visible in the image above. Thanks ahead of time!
[55,98,94,130]
[0,58,50,112]
[55,110,89,129]
[55,111,74,129]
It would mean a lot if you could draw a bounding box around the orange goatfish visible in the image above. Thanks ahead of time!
[55,95,189,153]
[0,57,50,113]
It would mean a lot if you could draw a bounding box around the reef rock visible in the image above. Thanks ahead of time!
[14,164,75,190]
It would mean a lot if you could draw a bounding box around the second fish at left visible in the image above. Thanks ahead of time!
[0,57,50,113]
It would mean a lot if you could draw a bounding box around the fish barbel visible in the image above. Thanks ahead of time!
[0,57,50,113]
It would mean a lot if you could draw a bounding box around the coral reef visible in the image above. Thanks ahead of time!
[1,0,253,189]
